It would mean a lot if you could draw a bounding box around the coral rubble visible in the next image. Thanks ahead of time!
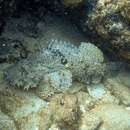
[79,104,130,130]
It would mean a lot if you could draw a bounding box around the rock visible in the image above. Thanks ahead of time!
[0,89,51,130]
[87,84,106,99]
[87,83,120,105]
[76,91,97,112]
[94,104,130,130]
[1,14,43,55]
[79,112,102,130]
[80,0,130,60]
[36,92,80,130]
[116,71,130,87]
[0,68,83,130]
[2,14,40,39]
[106,78,130,106]
[0,0,20,17]
[1,13,87,55]
[48,124,61,130]
[49,94,79,128]
[0,110,17,130]
[79,104,130,130]
[98,91,120,105]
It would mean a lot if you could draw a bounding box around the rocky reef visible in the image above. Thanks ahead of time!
[1,69,130,130]
[79,0,130,60]
[1,0,130,60]
[0,0,130,130]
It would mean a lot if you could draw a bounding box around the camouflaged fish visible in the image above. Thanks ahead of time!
[4,39,105,91]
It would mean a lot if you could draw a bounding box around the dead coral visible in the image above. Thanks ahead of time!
[49,93,79,129]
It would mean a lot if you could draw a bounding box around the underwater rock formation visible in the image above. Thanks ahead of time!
[106,78,130,106]
[1,14,48,56]
[1,61,130,130]
[0,0,19,16]
[0,86,79,130]
[0,110,16,130]
[2,14,40,39]
[0,0,25,35]
[79,104,130,130]
[4,40,105,90]
[79,112,102,130]
[0,89,50,130]
[49,94,79,129]
[1,1,130,130]
[80,0,130,60]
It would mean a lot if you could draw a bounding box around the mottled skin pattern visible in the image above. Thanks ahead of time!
[5,49,72,90]
[4,39,105,92]
[47,39,105,84]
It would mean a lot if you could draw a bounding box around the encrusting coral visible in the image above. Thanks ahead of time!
[4,39,105,91]
[80,0,130,60]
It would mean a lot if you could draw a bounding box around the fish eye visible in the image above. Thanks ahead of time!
[61,58,68,65]
[13,44,19,49]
